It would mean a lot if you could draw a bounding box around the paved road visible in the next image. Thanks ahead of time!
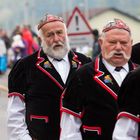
[0,69,10,140]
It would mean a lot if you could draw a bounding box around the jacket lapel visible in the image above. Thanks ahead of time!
[36,49,64,90]
[65,51,82,86]
[94,56,119,100]
[94,56,136,100]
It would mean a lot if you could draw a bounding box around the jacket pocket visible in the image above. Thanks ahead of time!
[30,114,49,123]
[82,125,101,135]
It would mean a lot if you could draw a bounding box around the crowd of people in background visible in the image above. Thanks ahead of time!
[0,25,40,74]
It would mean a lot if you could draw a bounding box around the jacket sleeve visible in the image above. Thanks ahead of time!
[7,59,31,140]
[8,59,28,97]
[112,117,138,140]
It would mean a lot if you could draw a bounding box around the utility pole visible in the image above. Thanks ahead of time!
[62,0,66,22]
[62,0,73,23]
[68,0,73,18]
[24,0,29,25]
[84,0,89,20]
[31,0,35,26]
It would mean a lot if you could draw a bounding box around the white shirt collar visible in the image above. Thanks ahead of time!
[47,53,69,63]
[62,53,69,62]
[102,58,129,73]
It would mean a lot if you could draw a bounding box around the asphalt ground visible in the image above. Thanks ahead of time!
[0,69,10,140]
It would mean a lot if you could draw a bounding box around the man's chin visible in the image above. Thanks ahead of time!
[112,58,127,65]
[50,50,68,59]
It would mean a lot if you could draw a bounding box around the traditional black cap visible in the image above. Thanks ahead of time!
[102,19,131,33]
[38,14,64,30]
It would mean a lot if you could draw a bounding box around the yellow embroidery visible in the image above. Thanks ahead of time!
[44,61,52,68]
[104,75,113,84]
[72,60,77,68]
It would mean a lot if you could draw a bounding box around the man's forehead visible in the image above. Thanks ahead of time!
[105,28,130,34]
[102,29,131,41]
[41,22,65,32]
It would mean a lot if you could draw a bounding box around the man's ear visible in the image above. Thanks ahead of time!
[98,38,103,49]
[38,37,42,42]
[131,39,133,46]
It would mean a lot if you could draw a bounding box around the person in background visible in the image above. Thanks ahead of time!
[0,38,7,74]
[60,19,136,140]
[0,28,11,70]
[11,25,21,37]
[7,14,91,140]
[27,24,40,51]
[92,29,101,59]
[112,67,140,140]
[0,28,11,50]
[11,34,26,64]
[131,42,140,65]
[21,25,39,55]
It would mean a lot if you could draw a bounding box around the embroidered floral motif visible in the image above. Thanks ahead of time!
[72,60,78,68]
[44,61,52,68]
[104,75,113,84]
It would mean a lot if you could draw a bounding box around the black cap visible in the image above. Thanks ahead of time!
[38,14,64,30]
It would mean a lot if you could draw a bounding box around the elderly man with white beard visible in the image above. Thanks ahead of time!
[60,19,136,140]
[7,14,91,140]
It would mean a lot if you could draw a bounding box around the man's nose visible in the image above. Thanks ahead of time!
[115,42,122,49]
[53,34,59,42]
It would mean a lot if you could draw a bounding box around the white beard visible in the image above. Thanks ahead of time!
[42,36,70,60]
